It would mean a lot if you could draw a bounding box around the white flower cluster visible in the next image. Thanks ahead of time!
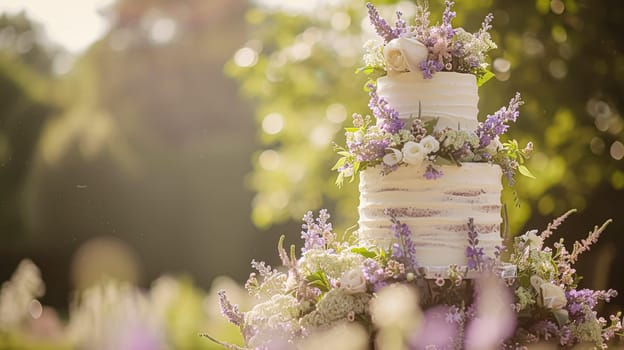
[300,289,370,328]
[245,294,302,347]
[300,250,364,280]
[383,135,439,167]
[454,28,497,70]
[362,40,385,69]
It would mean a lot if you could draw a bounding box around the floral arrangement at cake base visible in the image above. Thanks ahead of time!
[209,209,621,350]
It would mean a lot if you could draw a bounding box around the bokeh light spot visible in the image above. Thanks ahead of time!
[538,195,555,215]
[262,113,284,135]
[149,18,176,44]
[331,12,351,31]
[326,103,347,124]
[234,47,259,68]
[548,59,567,79]
[550,0,565,14]
[590,137,605,155]
[611,171,624,190]
[258,150,280,170]
[309,124,334,147]
[610,141,624,160]
[493,58,511,73]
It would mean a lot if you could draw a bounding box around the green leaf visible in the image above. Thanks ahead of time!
[350,247,377,259]
[518,165,536,179]
[423,117,439,134]
[331,157,347,171]
[344,127,360,132]
[306,271,331,292]
[477,69,495,87]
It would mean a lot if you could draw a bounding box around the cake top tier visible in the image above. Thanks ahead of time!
[377,71,479,131]
[363,1,497,84]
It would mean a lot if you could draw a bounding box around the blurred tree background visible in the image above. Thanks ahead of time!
[0,0,290,313]
[0,0,623,332]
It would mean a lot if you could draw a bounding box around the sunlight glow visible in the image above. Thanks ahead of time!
[0,0,113,53]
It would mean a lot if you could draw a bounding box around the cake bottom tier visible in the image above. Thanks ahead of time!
[358,162,503,267]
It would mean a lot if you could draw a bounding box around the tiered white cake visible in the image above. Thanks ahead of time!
[357,71,504,267]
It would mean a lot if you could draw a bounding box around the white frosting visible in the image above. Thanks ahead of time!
[377,72,479,131]
[358,163,503,267]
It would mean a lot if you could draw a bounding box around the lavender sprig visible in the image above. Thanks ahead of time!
[424,164,443,180]
[569,219,612,264]
[478,13,494,37]
[300,209,333,253]
[218,290,243,327]
[441,0,457,40]
[539,209,577,243]
[385,209,418,271]
[367,84,404,134]
[366,3,403,42]
[466,217,485,270]
[477,92,524,148]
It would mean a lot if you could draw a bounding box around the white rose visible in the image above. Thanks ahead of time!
[402,141,425,165]
[396,37,429,72]
[383,39,409,72]
[384,37,429,73]
[383,148,403,166]
[419,135,440,154]
[339,268,367,294]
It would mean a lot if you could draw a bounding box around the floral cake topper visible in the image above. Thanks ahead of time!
[363,1,497,84]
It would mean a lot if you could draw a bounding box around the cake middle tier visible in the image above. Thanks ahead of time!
[358,162,503,267]
[376,71,479,132]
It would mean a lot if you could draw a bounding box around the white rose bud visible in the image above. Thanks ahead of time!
[383,39,409,72]
[339,268,367,294]
[383,148,403,166]
[402,141,425,165]
[419,135,440,155]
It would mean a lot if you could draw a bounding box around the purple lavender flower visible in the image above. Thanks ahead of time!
[419,59,444,79]
[365,3,407,42]
[346,137,390,162]
[441,0,457,40]
[300,209,333,253]
[218,290,243,327]
[368,85,404,134]
[362,258,388,292]
[466,217,485,270]
[476,93,524,148]
[423,164,443,180]
[566,288,618,322]
[386,209,418,270]
[366,3,394,42]
[478,13,494,37]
